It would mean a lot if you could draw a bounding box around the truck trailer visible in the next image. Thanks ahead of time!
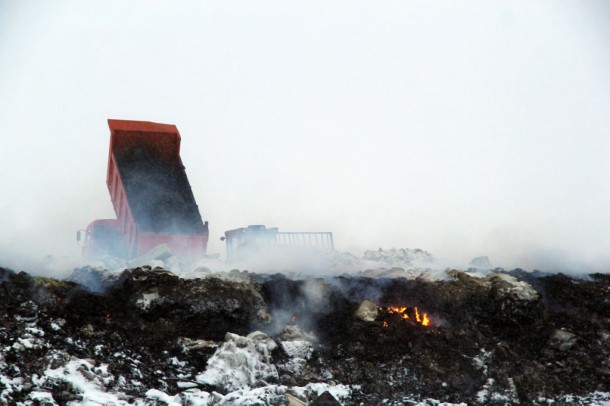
[222,225,334,262]
[79,119,209,260]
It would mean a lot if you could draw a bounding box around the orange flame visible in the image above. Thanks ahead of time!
[387,306,409,319]
[379,305,431,328]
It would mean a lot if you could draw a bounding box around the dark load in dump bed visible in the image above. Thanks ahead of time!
[81,119,209,260]
[112,127,205,234]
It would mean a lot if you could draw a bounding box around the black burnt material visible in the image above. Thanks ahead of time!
[114,143,205,234]
[0,266,608,404]
[259,272,609,403]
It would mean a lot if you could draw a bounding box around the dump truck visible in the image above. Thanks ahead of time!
[79,119,209,260]
[222,225,333,262]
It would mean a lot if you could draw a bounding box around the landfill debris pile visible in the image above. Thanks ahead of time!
[0,265,608,405]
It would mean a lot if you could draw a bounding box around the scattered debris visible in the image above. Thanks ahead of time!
[0,264,608,404]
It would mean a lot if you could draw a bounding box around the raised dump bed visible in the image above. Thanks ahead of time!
[81,119,208,260]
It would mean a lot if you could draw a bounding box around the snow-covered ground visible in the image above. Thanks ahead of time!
[2,316,608,405]
[2,322,358,405]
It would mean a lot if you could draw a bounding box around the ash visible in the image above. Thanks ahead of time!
[0,264,608,405]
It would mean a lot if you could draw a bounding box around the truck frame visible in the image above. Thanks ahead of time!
[222,225,334,261]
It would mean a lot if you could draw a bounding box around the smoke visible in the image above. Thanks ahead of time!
[67,266,129,294]
[0,251,91,280]
[467,225,610,275]
[227,247,338,276]
[0,267,15,284]
[261,274,339,336]
[2,2,610,278]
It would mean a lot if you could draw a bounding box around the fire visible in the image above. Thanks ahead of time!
[387,306,409,320]
[422,312,430,327]
[379,305,431,327]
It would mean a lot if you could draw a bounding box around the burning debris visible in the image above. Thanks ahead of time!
[379,305,431,327]
[0,265,608,404]
[355,301,431,327]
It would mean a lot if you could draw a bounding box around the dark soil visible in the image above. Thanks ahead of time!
[0,265,608,404]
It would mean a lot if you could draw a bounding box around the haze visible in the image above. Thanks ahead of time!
[1,1,609,274]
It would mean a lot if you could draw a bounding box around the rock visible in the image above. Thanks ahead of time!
[286,393,307,405]
[354,300,379,322]
[310,390,342,405]
[446,269,539,301]
[549,329,577,351]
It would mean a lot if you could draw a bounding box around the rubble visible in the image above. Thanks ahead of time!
[362,248,435,268]
[0,264,608,404]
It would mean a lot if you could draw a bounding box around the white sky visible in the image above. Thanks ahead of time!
[1,1,609,273]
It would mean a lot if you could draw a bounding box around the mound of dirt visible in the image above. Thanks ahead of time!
[0,265,608,404]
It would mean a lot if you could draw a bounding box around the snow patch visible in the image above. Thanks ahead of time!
[280,340,313,360]
[41,358,125,405]
[28,390,59,405]
[196,331,278,391]
[136,290,159,310]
